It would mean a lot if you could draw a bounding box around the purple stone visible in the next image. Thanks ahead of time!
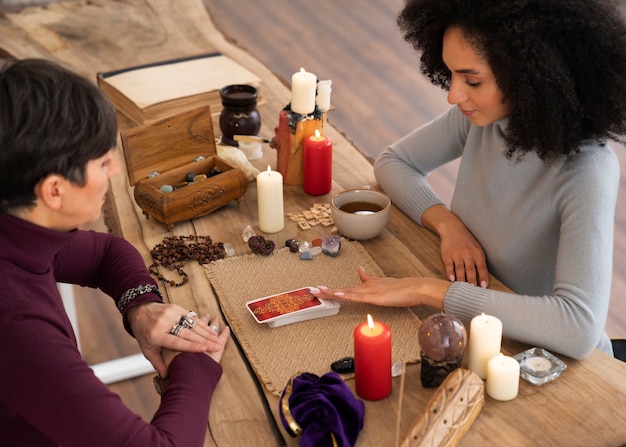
[321,235,341,257]
[248,235,275,256]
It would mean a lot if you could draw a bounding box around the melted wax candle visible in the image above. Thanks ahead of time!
[290,68,317,115]
[354,314,392,400]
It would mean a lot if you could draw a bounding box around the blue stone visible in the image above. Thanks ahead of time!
[299,252,313,260]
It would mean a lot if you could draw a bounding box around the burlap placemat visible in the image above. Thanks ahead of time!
[205,240,421,396]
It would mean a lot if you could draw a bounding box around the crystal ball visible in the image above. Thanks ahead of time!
[418,313,467,362]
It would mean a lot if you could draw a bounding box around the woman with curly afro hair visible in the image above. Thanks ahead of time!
[313,0,626,360]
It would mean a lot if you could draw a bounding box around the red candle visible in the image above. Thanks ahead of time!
[354,314,392,400]
[303,129,332,195]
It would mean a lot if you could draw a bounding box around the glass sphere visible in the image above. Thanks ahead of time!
[418,312,467,362]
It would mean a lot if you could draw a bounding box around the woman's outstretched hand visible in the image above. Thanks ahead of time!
[310,266,449,310]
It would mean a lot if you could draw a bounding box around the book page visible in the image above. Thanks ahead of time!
[103,55,261,109]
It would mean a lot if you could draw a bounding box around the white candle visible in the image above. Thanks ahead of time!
[467,313,503,379]
[316,79,332,112]
[522,356,553,373]
[486,353,520,401]
[256,166,284,233]
[291,68,317,115]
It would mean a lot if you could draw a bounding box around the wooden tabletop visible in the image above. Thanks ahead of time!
[2,1,626,446]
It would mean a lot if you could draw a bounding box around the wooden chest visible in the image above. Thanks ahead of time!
[120,106,248,230]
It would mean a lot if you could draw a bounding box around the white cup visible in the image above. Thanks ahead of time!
[330,188,391,240]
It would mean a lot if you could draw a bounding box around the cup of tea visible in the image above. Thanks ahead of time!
[330,188,391,240]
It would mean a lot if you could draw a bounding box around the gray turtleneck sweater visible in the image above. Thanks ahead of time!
[374,106,618,359]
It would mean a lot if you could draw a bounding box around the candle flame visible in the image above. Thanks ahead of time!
[314,129,321,139]
[300,67,305,74]
[367,314,374,329]
[266,165,271,173]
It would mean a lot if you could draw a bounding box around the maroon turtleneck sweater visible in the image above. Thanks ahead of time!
[0,214,222,446]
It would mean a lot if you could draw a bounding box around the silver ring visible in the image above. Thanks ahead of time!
[210,324,219,335]
[180,311,197,329]
[170,324,185,337]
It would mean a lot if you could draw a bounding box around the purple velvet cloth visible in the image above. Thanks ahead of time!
[279,371,365,447]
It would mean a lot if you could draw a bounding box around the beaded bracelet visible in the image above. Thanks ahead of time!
[117,284,163,314]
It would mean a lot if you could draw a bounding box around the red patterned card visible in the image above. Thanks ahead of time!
[246,287,322,323]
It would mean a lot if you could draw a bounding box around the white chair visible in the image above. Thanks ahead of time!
[58,283,155,384]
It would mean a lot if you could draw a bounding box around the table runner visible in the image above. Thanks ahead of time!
[205,240,422,396]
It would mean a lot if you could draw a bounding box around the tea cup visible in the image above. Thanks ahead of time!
[330,188,391,240]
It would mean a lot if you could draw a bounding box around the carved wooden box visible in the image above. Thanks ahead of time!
[120,106,248,229]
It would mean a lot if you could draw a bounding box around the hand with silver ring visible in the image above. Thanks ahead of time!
[126,302,226,377]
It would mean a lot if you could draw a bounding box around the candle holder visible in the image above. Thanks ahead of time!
[418,313,467,388]
[270,105,328,185]
[513,347,567,386]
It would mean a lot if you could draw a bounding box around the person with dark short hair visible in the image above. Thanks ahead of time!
[0,58,230,446]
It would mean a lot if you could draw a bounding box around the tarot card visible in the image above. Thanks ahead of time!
[246,286,340,327]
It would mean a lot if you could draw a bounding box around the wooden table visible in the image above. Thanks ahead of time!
[2,1,626,446]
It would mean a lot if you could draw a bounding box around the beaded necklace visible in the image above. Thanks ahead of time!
[149,235,226,287]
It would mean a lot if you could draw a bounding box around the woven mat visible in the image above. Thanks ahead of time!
[205,240,421,396]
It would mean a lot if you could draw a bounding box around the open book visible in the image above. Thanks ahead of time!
[97,53,261,126]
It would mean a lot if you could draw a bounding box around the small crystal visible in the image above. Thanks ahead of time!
[242,225,256,242]
[391,361,404,377]
[299,251,313,260]
[309,246,322,256]
[286,239,300,253]
[298,241,311,253]
[322,235,342,257]
[160,184,174,193]
[223,242,235,257]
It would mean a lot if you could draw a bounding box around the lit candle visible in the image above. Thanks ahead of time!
[316,79,332,112]
[291,68,317,115]
[256,166,284,233]
[303,129,332,195]
[467,313,503,379]
[486,353,520,401]
[354,314,392,400]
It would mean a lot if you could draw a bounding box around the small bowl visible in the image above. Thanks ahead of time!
[330,188,391,240]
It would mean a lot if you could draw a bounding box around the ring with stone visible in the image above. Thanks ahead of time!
[180,311,197,329]
[170,324,185,337]
[210,324,219,335]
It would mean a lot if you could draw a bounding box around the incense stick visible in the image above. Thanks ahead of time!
[234,134,270,143]
[395,360,407,447]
